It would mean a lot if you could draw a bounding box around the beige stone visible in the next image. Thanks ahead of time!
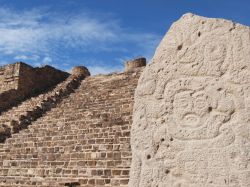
[129,13,250,187]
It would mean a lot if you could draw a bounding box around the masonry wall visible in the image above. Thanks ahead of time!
[0,63,20,93]
[0,68,143,187]
[0,62,69,112]
[18,64,70,95]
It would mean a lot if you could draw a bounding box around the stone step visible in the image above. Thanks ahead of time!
[0,69,143,186]
[0,75,86,143]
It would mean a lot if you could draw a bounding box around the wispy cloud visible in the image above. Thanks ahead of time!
[88,65,123,75]
[0,7,119,54]
[0,7,161,73]
[42,56,52,64]
[14,54,40,61]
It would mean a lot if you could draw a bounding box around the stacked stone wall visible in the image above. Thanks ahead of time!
[0,62,69,113]
[0,63,20,93]
[0,74,85,143]
[18,64,69,95]
[0,68,143,187]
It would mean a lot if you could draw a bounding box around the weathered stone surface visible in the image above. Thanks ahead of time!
[129,13,250,187]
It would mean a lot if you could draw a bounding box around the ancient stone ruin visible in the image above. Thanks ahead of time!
[0,58,146,186]
[125,58,146,72]
[0,13,249,187]
[129,13,250,187]
[0,62,69,113]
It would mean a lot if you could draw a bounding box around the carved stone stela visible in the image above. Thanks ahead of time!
[129,13,250,187]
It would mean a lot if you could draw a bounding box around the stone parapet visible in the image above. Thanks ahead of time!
[0,63,20,93]
[71,66,90,78]
[125,57,146,72]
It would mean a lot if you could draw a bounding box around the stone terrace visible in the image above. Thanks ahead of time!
[0,63,143,187]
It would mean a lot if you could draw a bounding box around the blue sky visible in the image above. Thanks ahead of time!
[0,0,249,75]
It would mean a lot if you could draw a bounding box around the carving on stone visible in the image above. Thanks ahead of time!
[129,13,250,187]
[164,77,235,141]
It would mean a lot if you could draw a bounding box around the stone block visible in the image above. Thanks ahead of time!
[129,13,250,187]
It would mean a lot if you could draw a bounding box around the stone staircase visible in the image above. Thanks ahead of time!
[0,69,142,187]
[0,73,86,143]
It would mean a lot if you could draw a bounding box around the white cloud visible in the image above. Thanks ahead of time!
[14,55,28,60]
[0,7,161,72]
[42,56,52,64]
[88,65,123,75]
[14,54,40,61]
[0,8,121,55]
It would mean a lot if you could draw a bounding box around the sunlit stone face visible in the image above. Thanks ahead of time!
[129,13,250,187]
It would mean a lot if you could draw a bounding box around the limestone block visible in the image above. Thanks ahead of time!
[129,13,250,187]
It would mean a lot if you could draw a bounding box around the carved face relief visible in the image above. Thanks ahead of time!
[163,78,235,140]
[173,91,210,128]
